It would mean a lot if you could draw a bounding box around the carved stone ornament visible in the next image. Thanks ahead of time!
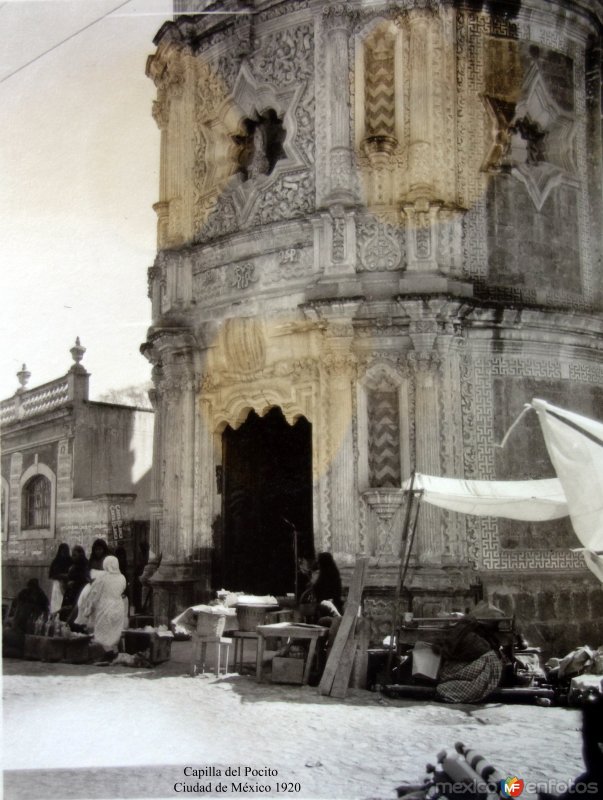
[363,488,405,555]
[230,262,258,290]
[322,3,360,32]
[194,23,315,241]
[358,216,404,271]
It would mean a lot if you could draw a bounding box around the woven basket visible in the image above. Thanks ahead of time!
[236,605,272,632]
[196,611,226,637]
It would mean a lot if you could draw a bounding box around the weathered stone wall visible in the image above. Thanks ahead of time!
[486,572,603,658]
[73,403,153,517]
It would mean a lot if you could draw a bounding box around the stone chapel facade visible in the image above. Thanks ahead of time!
[144,0,603,650]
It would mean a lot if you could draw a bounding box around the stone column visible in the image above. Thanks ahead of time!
[9,452,23,538]
[145,331,200,623]
[149,46,195,248]
[151,74,170,250]
[322,4,359,206]
[193,394,215,592]
[411,352,442,565]
[325,353,357,557]
[408,9,434,201]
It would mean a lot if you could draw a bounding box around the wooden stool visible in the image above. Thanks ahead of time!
[232,630,259,673]
[191,635,232,677]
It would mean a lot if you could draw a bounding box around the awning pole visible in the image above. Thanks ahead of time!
[386,471,419,681]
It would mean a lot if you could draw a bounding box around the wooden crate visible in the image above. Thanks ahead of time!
[122,630,172,664]
[39,637,66,662]
[63,636,91,664]
[23,634,42,660]
[271,656,304,684]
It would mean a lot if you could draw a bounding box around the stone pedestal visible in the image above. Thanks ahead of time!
[150,561,209,626]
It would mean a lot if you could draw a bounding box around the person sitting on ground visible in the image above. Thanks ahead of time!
[434,602,504,704]
[12,578,49,632]
[48,543,72,615]
[2,578,50,658]
[82,555,127,662]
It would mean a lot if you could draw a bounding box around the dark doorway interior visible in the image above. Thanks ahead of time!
[221,407,313,596]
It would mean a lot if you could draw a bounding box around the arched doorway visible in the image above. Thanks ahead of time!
[221,407,313,596]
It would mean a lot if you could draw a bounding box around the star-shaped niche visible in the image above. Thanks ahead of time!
[482,62,578,210]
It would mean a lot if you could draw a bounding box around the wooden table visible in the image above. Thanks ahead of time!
[232,630,259,673]
[255,622,328,685]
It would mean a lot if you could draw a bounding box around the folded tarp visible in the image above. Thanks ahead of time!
[402,473,568,522]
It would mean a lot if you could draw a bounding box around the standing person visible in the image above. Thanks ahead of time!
[60,545,89,624]
[114,545,130,619]
[84,555,126,661]
[88,539,111,578]
[48,543,72,614]
[133,540,149,613]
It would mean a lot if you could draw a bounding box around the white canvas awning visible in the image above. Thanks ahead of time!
[530,399,603,583]
[403,399,603,584]
[402,473,568,521]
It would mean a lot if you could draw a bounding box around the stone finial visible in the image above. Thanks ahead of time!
[70,337,86,367]
[16,363,30,393]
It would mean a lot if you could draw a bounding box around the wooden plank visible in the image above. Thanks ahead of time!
[331,613,371,697]
[350,617,370,690]
[329,637,358,698]
[318,556,369,696]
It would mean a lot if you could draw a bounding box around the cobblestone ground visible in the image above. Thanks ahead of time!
[3,643,585,800]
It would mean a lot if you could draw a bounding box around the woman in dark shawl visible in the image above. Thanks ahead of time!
[89,538,111,575]
[13,578,49,632]
[312,552,343,614]
[300,552,343,621]
[48,543,72,614]
[60,545,89,624]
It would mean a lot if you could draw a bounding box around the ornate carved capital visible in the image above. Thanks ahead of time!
[322,3,359,32]
[198,371,219,394]
[407,349,441,374]
[324,352,357,376]
[162,369,196,396]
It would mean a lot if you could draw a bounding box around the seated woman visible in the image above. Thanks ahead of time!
[3,578,50,657]
[300,552,343,625]
[82,555,127,661]
[435,607,504,704]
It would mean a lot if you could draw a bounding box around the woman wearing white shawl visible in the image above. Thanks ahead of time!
[84,555,126,654]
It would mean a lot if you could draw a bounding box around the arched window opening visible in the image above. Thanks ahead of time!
[22,475,51,529]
